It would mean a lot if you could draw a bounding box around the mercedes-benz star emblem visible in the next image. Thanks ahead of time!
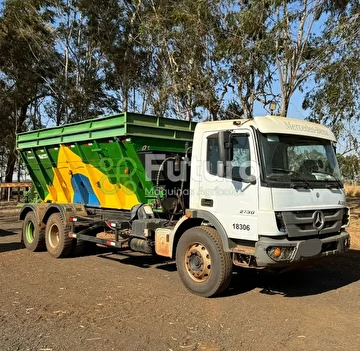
[313,210,325,230]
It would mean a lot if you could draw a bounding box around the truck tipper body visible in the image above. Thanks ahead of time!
[17,112,350,297]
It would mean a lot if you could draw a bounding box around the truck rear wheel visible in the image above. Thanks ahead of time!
[176,226,232,297]
[22,211,45,251]
[45,213,72,258]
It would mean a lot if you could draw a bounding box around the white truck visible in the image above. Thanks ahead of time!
[18,113,350,297]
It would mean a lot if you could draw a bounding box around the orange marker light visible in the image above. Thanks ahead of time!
[274,247,281,257]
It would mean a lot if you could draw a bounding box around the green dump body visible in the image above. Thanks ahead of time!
[17,112,195,210]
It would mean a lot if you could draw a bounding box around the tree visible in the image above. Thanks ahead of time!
[269,0,335,116]
[303,1,360,154]
[77,0,151,114]
[217,0,349,118]
[337,154,360,182]
[219,0,276,118]
[45,0,118,125]
[139,0,231,120]
[0,0,59,182]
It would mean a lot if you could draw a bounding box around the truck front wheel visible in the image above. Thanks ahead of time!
[22,211,45,251]
[176,226,232,297]
[45,213,72,258]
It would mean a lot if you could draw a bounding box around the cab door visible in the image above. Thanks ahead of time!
[198,130,259,241]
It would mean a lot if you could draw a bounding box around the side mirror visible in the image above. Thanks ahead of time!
[218,130,231,163]
[243,174,257,184]
[217,161,225,177]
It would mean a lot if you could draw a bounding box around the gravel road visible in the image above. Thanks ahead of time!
[1,211,360,351]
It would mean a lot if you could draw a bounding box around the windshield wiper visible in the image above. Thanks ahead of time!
[270,168,312,189]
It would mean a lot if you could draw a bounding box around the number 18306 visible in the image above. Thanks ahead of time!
[232,223,250,231]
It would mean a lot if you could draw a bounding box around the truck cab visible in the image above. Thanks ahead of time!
[167,117,349,296]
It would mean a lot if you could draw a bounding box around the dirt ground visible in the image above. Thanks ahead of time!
[1,200,360,351]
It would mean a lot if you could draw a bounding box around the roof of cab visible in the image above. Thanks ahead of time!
[195,116,336,141]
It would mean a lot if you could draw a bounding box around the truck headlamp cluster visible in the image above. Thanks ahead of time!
[342,207,350,228]
[344,237,351,250]
[275,212,286,233]
[266,246,296,262]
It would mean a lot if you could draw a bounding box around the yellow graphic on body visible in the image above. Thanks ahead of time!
[44,145,140,210]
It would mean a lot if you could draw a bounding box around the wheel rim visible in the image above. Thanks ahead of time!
[25,221,35,243]
[48,223,60,248]
[184,242,211,282]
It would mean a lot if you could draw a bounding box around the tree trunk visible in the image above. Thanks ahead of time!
[5,105,27,183]
[4,151,16,183]
[280,92,290,117]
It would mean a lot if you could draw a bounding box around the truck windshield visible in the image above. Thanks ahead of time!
[259,133,342,188]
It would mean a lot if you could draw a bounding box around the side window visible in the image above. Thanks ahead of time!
[207,134,219,175]
[231,135,251,180]
[231,135,250,166]
[206,133,251,179]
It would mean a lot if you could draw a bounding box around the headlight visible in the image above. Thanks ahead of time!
[342,207,350,227]
[275,212,286,233]
[267,246,296,262]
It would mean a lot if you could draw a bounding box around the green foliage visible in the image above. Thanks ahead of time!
[0,0,59,181]
[138,0,225,120]
[0,0,359,181]
[303,1,360,155]
[219,0,275,118]
[337,154,360,180]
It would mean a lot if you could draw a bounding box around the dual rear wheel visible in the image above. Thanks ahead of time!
[22,211,72,258]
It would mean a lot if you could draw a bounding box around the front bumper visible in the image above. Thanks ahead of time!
[255,231,350,267]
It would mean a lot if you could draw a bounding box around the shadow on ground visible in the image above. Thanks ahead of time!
[98,251,176,271]
[97,249,360,298]
[226,250,360,298]
[0,228,18,237]
[0,224,23,252]
[0,241,24,253]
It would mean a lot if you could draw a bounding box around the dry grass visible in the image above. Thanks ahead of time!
[344,184,360,197]
[349,226,360,249]
[346,196,360,250]
[339,185,360,249]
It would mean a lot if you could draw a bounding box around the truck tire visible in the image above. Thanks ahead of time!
[22,211,45,252]
[176,226,232,297]
[45,213,72,258]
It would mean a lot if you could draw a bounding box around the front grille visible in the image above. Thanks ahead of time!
[280,209,343,238]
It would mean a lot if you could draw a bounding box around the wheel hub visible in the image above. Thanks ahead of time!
[185,243,211,282]
[26,222,35,243]
[48,224,60,248]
